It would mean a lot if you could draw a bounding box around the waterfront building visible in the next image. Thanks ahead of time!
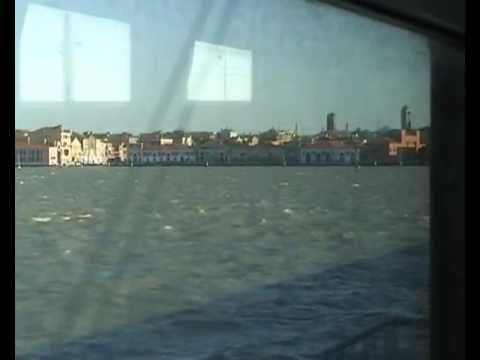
[58,129,73,166]
[81,133,109,165]
[196,144,230,165]
[228,145,285,165]
[359,128,425,165]
[70,135,83,165]
[28,125,73,166]
[300,142,359,165]
[109,133,131,163]
[385,129,425,155]
[359,138,393,164]
[140,144,197,164]
[15,144,58,166]
[128,144,142,164]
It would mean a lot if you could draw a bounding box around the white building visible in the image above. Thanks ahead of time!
[58,129,73,166]
[182,135,193,147]
[160,138,173,145]
[81,134,109,165]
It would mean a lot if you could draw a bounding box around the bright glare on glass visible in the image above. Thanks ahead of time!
[20,4,64,102]
[188,41,252,102]
[20,4,131,103]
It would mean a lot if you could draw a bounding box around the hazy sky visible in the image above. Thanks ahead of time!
[15,0,430,134]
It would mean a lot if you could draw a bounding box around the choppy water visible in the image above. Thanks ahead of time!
[15,167,430,359]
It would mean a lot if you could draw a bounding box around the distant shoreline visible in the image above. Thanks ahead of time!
[15,163,428,168]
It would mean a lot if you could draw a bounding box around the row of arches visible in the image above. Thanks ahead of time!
[304,151,356,164]
[132,152,196,164]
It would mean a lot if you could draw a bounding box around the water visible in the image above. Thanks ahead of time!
[15,167,430,359]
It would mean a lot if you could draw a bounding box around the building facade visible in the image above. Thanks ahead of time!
[15,144,58,166]
[129,145,197,165]
[70,137,83,165]
[360,129,425,165]
[58,129,73,166]
[228,145,285,165]
[28,126,73,166]
[81,134,108,165]
[300,143,359,165]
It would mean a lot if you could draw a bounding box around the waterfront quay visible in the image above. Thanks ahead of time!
[15,114,429,168]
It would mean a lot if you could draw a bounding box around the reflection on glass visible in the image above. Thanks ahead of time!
[188,41,252,102]
[19,4,130,103]
[20,4,64,102]
[70,11,130,102]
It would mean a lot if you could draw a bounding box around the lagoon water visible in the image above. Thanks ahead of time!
[15,167,429,359]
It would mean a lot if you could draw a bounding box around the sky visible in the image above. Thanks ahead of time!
[15,0,431,134]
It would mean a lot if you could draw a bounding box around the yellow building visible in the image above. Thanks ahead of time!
[70,137,83,165]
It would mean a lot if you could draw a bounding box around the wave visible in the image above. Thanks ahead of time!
[32,217,51,223]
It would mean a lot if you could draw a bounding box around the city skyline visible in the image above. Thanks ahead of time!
[15,118,429,136]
